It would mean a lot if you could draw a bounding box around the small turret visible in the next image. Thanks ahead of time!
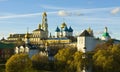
[38,24,41,29]
[87,27,93,36]
[105,27,108,33]
[101,27,111,41]
[25,28,30,44]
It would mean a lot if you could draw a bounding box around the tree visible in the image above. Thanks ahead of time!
[6,54,32,72]
[93,44,120,72]
[31,54,50,70]
[54,48,76,72]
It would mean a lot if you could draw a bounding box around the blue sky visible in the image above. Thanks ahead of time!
[0,0,120,39]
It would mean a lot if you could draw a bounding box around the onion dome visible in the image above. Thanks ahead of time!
[102,27,110,37]
[63,26,68,31]
[42,12,47,16]
[87,27,92,33]
[87,27,93,36]
[101,27,111,41]
[68,26,73,32]
[55,26,60,32]
[61,22,67,29]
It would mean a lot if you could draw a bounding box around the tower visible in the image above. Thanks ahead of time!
[25,29,30,44]
[42,12,48,38]
[63,26,68,37]
[68,26,73,36]
[101,27,111,41]
[77,30,96,52]
[55,26,60,38]
[60,22,67,37]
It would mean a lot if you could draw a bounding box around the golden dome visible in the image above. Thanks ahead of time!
[25,32,29,38]
[87,27,92,33]
[61,22,67,28]
[42,12,47,16]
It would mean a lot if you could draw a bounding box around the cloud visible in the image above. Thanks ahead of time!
[111,7,120,15]
[0,12,57,19]
[58,10,84,17]
[0,13,41,19]
[58,10,69,16]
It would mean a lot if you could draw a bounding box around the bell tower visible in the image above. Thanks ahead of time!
[42,12,48,38]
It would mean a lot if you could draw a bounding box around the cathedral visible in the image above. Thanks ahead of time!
[7,12,48,45]
[7,12,73,45]
[55,22,73,38]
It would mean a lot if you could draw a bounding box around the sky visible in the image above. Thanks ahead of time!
[0,0,120,39]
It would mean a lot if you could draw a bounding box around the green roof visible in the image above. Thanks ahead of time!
[102,32,110,37]
[0,42,15,49]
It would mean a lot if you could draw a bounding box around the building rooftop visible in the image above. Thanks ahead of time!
[79,30,92,37]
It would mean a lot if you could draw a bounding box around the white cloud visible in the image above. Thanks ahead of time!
[111,7,120,15]
[0,12,57,19]
[0,13,41,19]
[58,10,84,17]
[58,10,70,16]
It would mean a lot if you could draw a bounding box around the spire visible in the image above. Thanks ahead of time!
[49,32,52,38]
[25,28,30,44]
[38,24,41,29]
[25,28,30,39]
[87,27,92,32]
[105,27,108,33]
[42,12,47,16]
[87,27,93,36]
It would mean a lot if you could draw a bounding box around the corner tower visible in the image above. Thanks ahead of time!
[77,30,96,53]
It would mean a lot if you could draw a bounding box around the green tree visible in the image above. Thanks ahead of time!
[31,54,50,70]
[54,48,77,72]
[93,44,120,72]
[6,54,32,72]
